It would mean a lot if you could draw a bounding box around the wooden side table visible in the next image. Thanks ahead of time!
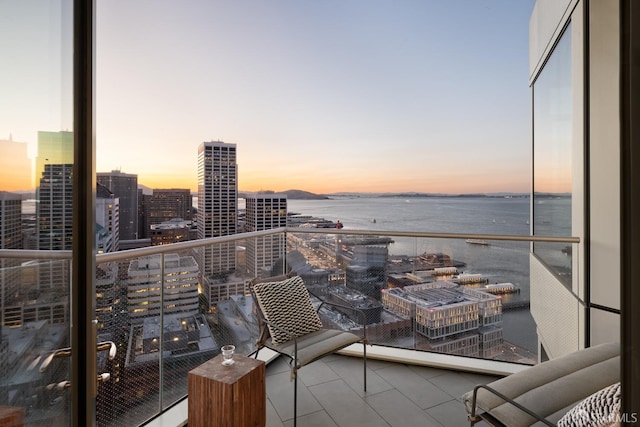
[188,354,265,427]
[0,406,24,427]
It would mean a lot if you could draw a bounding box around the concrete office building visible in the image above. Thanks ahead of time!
[1,186,69,327]
[37,164,73,251]
[96,183,119,252]
[149,219,192,246]
[197,141,237,274]
[147,188,192,228]
[0,192,22,324]
[127,253,199,323]
[98,170,138,240]
[197,141,242,306]
[381,282,503,357]
[138,188,149,239]
[32,136,73,296]
[244,193,287,279]
[36,163,73,298]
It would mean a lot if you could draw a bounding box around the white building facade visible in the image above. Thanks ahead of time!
[244,193,287,279]
[127,253,199,323]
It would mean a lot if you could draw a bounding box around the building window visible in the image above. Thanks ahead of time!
[532,23,573,285]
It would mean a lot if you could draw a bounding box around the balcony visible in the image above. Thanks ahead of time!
[145,352,502,427]
[0,227,578,426]
[267,352,505,427]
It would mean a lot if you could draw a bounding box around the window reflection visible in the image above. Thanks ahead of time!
[533,24,572,285]
[0,2,74,424]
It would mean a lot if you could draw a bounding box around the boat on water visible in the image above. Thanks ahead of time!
[484,282,519,294]
[465,239,490,246]
[314,220,343,229]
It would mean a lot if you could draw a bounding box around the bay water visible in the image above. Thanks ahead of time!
[287,195,539,354]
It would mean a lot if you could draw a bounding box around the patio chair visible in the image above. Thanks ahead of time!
[462,342,620,426]
[250,275,368,427]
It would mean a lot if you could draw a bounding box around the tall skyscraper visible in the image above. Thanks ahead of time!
[37,164,73,251]
[0,192,22,323]
[0,192,22,250]
[197,141,238,276]
[35,131,73,184]
[244,193,287,279]
[97,170,138,240]
[35,130,75,251]
[137,189,149,239]
[197,141,242,307]
[37,163,73,293]
[96,183,120,252]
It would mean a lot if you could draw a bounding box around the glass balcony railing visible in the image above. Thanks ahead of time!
[0,228,578,426]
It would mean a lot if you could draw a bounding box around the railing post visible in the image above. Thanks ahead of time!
[283,229,287,274]
[159,252,165,412]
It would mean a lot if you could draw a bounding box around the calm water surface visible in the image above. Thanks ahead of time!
[288,196,540,353]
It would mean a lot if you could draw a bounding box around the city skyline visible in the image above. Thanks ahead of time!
[1,1,537,195]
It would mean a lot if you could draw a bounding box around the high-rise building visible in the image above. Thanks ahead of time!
[96,262,118,332]
[244,193,287,279]
[37,164,73,251]
[95,185,119,332]
[137,189,149,239]
[35,131,74,250]
[35,131,73,186]
[0,132,73,327]
[37,164,73,293]
[197,141,242,307]
[96,183,119,252]
[1,192,22,323]
[147,188,192,228]
[0,137,32,191]
[0,192,22,250]
[97,170,138,240]
[150,219,192,246]
[197,141,238,275]
[127,253,199,323]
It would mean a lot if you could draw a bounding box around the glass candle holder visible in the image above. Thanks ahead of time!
[221,344,235,366]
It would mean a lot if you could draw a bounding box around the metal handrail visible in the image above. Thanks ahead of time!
[286,227,580,244]
[0,228,579,262]
[97,228,286,263]
[0,249,72,260]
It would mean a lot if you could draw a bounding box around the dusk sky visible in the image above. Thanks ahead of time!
[2,1,535,194]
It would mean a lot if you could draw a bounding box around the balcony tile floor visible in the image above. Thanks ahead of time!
[265,354,500,427]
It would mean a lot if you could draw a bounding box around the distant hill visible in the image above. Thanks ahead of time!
[282,189,329,199]
[365,192,530,199]
[238,189,328,200]
[328,192,529,198]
